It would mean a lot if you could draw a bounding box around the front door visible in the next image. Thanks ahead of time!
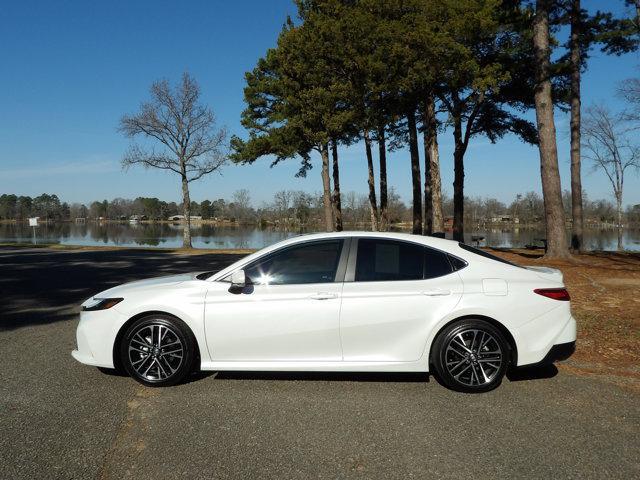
[204,239,347,361]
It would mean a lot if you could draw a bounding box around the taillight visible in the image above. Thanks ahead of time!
[534,288,570,301]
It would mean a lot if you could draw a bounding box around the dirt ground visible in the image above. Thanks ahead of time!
[492,248,640,389]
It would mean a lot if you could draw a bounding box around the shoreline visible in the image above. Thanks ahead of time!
[2,218,636,230]
[2,241,639,258]
[0,242,256,254]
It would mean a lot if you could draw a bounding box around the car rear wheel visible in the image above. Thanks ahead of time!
[120,314,196,387]
[432,319,509,393]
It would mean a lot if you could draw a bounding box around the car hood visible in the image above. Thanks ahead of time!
[84,273,201,304]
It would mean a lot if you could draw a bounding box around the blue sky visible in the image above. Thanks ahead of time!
[0,0,638,207]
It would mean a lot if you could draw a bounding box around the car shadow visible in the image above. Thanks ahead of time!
[507,364,558,382]
[203,370,429,383]
[97,367,128,377]
[95,369,428,385]
[98,365,559,387]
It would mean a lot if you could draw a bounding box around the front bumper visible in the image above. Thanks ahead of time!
[71,309,123,368]
[71,348,105,367]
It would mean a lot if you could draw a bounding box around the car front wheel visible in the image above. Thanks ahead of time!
[432,319,510,393]
[120,314,196,387]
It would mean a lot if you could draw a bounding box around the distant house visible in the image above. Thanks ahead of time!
[490,214,519,224]
[169,215,202,222]
[129,215,148,223]
[444,216,454,230]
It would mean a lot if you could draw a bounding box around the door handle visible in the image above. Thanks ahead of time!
[421,289,451,296]
[309,292,338,300]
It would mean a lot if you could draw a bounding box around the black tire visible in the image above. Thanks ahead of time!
[119,314,196,387]
[431,319,510,393]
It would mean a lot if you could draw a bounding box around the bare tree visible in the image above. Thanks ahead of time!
[231,189,252,223]
[533,0,570,258]
[272,190,292,224]
[119,72,227,248]
[618,76,640,123]
[582,104,640,250]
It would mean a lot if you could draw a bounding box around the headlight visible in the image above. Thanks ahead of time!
[82,297,124,311]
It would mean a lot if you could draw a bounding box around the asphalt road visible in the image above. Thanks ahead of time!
[1,247,638,479]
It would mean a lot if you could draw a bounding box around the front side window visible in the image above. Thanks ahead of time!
[243,240,343,285]
[355,239,453,282]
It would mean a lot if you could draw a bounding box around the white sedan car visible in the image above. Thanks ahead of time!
[72,232,576,392]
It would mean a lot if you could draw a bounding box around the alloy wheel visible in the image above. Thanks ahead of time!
[127,323,184,381]
[444,328,503,387]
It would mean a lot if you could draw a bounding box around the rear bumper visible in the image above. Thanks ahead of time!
[515,311,577,366]
[537,341,575,364]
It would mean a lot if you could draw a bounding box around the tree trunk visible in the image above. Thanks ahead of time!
[616,193,623,251]
[569,0,584,252]
[407,108,422,235]
[377,123,388,231]
[331,140,343,232]
[533,0,570,258]
[423,94,444,235]
[320,144,334,232]
[452,145,465,242]
[364,130,379,231]
[423,121,433,236]
[180,171,192,248]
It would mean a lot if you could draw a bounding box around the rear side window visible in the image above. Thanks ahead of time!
[447,255,468,271]
[458,243,521,268]
[355,239,453,282]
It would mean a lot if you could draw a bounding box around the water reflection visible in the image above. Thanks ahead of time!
[0,222,300,249]
[0,222,638,251]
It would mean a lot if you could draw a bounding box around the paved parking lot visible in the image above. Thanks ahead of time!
[1,247,638,479]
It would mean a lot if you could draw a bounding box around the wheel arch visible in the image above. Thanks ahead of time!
[428,314,518,367]
[112,310,201,372]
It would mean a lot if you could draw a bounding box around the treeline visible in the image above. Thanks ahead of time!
[229,0,638,257]
[3,191,637,226]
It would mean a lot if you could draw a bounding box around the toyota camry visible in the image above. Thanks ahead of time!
[72,232,576,392]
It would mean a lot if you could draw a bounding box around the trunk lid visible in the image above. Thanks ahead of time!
[524,266,564,284]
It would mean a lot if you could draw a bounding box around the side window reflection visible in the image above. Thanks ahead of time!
[243,240,343,285]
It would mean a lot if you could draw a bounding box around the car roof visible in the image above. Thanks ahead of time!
[282,231,460,251]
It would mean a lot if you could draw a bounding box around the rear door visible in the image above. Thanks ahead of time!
[339,238,463,362]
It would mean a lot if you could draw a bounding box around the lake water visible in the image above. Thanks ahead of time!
[1,222,639,251]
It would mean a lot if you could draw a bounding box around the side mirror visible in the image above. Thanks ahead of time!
[230,269,246,288]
